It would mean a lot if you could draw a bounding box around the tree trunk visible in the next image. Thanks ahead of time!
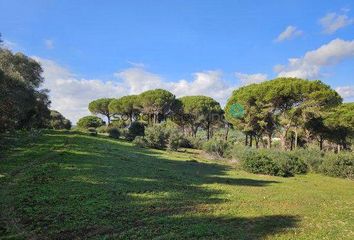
[224,124,229,141]
[255,136,259,149]
[267,134,272,149]
[319,137,323,151]
[249,135,253,147]
[206,122,211,140]
[337,144,341,153]
[245,134,248,146]
[107,115,111,125]
[294,127,298,149]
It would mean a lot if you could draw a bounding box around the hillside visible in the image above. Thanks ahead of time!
[0,131,353,239]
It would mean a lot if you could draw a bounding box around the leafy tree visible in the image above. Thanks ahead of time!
[77,116,105,129]
[324,103,354,151]
[225,78,341,149]
[138,89,176,124]
[88,98,114,124]
[178,96,223,139]
[109,95,139,124]
[0,48,51,132]
[49,110,71,130]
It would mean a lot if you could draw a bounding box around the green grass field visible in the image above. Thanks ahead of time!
[1,131,353,239]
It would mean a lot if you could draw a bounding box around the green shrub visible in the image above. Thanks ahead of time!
[127,122,145,141]
[241,151,281,176]
[320,153,353,179]
[77,116,105,129]
[96,125,108,133]
[144,124,169,149]
[291,149,324,172]
[107,127,120,139]
[180,136,204,149]
[87,127,97,136]
[203,139,230,158]
[168,128,183,151]
[232,146,308,177]
[133,136,148,148]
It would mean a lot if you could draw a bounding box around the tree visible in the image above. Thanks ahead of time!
[138,89,176,124]
[178,96,223,139]
[88,98,114,125]
[323,103,354,151]
[49,110,72,130]
[225,78,342,149]
[0,48,51,132]
[109,95,139,124]
[77,116,105,129]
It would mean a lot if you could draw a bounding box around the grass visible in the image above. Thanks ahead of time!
[0,130,353,239]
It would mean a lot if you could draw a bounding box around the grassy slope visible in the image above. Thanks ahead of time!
[0,131,353,240]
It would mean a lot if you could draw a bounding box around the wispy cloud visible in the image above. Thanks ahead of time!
[336,86,354,101]
[319,11,354,34]
[44,39,54,49]
[275,25,303,42]
[235,72,268,85]
[274,38,354,79]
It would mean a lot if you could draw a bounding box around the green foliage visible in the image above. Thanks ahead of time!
[88,98,114,124]
[203,139,230,158]
[1,130,353,239]
[144,124,169,149]
[321,153,354,179]
[232,147,308,177]
[107,127,120,139]
[77,116,104,129]
[138,89,176,124]
[109,95,139,122]
[49,110,71,130]
[179,136,204,149]
[96,125,108,133]
[86,127,97,136]
[127,121,145,141]
[225,77,342,149]
[0,49,51,132]
[167,128,183,151]
[132,136,148,148]
[178,95,223,138]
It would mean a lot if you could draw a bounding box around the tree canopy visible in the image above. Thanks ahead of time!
[88,98,114,124]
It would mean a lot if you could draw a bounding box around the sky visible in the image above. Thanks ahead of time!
[1,0,354,123]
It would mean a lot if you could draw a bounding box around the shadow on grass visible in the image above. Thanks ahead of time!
[1,131,297,239]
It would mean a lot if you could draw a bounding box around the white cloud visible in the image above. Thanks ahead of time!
[275,25,303,42]
[235,72,268,85]
[336,86,354,101]
[2,39,18,50]
[319,12,354,34]
[274,38,354,79]
[44,39,54,49]
[34,57,239,123]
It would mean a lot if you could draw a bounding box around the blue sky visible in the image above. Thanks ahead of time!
[1,0,354,122]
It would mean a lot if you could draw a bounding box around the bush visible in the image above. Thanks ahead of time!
[127,122,145,141]
[320,153,353,179]
[96,125,108,133]
[87,127,97,136]
[168,128,183,151]
[231,146,308,177]
[107,127,120,139]
[77,116,105,129]
[203,139,230,158]
[144,124,169,149]
[290,149,324,172]
[133,136,148,148]
[180,136,204,149]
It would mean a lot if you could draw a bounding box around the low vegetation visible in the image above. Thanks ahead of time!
[0,131,353,239]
